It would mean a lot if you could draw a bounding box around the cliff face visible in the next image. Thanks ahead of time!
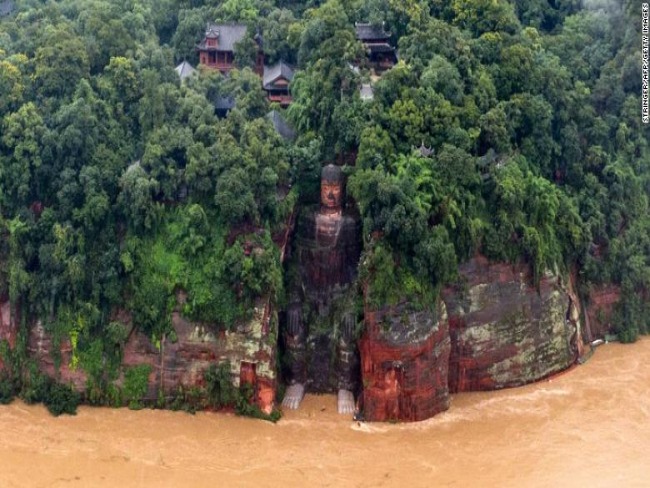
[584,284,621,340]
[2,254,621,422]
[22,299,278,414]
[360,300,450,422]
[359,256,588,421]
[443,256,582,393]
[122,303,278,413]
[1,211,297,416]
[28,321,88,391]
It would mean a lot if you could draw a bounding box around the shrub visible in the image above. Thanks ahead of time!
[204,363,281,422]
[20,362,50,405]
[204,362,237,408]
[235,383,282,423]
[168,386,205,413]
[44,382,80,416]
[0,374,15,405]
[123,364,152,410]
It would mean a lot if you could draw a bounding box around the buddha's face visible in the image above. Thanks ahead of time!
[321,180,342,210]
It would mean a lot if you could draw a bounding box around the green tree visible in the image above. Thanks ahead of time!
[34,28,90,99]
[0,103,47,211]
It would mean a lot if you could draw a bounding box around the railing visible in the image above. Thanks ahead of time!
[267,94,292,105]
[201,62,235,72]
[377,60,395,70]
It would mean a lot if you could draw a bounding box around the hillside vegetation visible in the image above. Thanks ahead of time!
[0,0,647,408]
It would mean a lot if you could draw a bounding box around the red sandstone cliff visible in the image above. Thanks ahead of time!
[584,284,621,340]
[443,256,582,393]
[0,257,624,423]
[360,300,450,422]
[20,299,277,414]
[359,256,593,421]
[121,307,277,413]
[28,321,88,391]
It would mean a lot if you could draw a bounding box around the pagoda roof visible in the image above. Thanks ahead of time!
[416,142,434,158]
[175,61,196,81]
[355,22,391,41]
[197,23,247,52]
[215,95,236,111]
[263,61,295,90]
[266,110,296,141]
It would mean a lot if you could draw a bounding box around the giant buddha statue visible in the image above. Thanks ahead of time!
[282,164,361,414]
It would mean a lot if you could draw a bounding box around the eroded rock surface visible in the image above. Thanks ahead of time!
[122,305,276,411]
[2,251,617,423]
[360,300,450,422]
[584,284,621,340]
[443,256,580,393]
[27,321,88,391]
[23,300,278,414]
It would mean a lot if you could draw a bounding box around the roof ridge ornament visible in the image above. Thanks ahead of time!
[415,141,434,158]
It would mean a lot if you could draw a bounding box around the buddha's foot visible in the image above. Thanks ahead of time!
[337,389,355,415]
[282,383,305,410]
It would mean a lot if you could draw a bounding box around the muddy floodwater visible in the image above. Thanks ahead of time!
[1,340,649,487]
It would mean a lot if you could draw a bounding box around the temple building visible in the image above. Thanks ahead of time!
[263,61,294,106]
[196,23,263,75]
[355,22,397,72]
[214,95,236,118]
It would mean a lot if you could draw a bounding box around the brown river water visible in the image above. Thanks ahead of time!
[1,339,649,488]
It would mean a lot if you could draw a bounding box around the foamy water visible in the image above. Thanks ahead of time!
[1,340,649,487]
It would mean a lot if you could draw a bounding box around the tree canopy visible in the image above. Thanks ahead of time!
[0,0,648,370]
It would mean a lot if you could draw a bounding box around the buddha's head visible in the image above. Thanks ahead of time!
[320,164,343,212]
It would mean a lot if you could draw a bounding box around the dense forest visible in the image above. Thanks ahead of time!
[0,0,648,412]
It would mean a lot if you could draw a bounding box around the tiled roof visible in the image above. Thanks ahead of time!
[266,110,296,141]
[355,22,390,41]
[263,61,295,90]
[205,24,220,39]
[366,43,394,53]
[197,23,248,52]
[416,142,434,158]
[215,95,236,111]
[175,61,196,81]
